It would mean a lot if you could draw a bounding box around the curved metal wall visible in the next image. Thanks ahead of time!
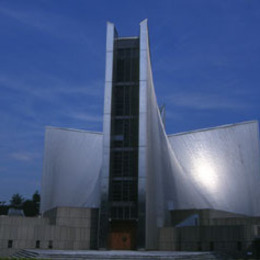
[139,20,183,249]
[40,21,260,250]
[98,22,117,249]
[41,127,102,213]
[167,121,260,216]
[138,20,260,250]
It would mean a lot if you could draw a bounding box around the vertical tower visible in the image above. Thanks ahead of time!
[99,22,141,250]
[99,20,157,250]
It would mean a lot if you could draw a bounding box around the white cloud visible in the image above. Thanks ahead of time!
[9,152,38,162]
[0,73,103,100]
[67,112,103,123]
[166,92,251,111]
[0,6,92,44]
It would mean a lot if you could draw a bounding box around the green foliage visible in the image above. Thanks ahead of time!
[22,190,41,217]
[23,199,37,216]
[0,201,8,215]
[10,193,24,209]
[0,191,41,216]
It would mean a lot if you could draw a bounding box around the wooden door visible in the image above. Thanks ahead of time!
[109,221,136,250]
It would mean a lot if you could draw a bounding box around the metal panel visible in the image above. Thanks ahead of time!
[167,121,260,216]
[41,127,102,213]
[41,21,260,251]
[139,19,167,249]
[98,22,116,249]
[138,19,173,249]
[138,19,260,249]
[137,19,148,250]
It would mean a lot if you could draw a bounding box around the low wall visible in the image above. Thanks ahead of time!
[159,225,257,253]
[0,207,98,257]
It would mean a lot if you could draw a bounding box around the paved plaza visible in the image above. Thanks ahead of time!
[13,249,230,259]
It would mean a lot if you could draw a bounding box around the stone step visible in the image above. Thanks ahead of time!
[11,249,230,260]
[12,248,39,259]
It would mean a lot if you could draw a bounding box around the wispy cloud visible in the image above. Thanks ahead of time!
[165,110,185,121]
[0,6,50,30]
[0,73,103,100]
[166,92,251,111]
[67,112,103,123]
[9,152,40,162]
[0,6,94,45]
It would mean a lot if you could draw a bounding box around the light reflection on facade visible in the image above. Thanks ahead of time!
[41,20,260,250]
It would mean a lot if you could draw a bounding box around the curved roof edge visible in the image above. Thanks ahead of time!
[168,120,259,137]
[45,126,103,135]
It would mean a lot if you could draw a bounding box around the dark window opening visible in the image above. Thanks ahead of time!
[114,47,139,83]
[48,240,53,249]
[110,181,137,202]
[210,241,214,251]
[109,38,139,221]
[112,85,139,117]
[197,242,202,251]
[8,240,13,248]
[111,205,137,219]
[237,241,242,251]
[110,151,138,178]
[36,240,40,248]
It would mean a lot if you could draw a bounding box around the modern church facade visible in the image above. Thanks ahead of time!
[1,21,259,257]
[40,20,260,251]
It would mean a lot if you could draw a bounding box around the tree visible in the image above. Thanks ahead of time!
[10,193,24,209]
[32,190,40,213]
[23,199,37,216]
[0,201,8,215]
[23,191,41,216]
[6,191,41,216]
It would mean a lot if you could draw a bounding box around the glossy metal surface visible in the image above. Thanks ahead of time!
[41,21,260,251]
[138,19,178,249]
[167,121,260,216]
[98,22,116,249]
[137,19,148,249]
[40,127,102,213]
[137,20,260,248]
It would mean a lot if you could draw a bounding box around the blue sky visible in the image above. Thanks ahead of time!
[0,0,260,202]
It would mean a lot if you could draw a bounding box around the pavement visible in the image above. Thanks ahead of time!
[12,249,231,259]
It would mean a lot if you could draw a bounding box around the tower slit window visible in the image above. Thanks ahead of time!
[109,38,139,221]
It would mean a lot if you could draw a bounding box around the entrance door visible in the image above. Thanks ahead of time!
[109,221,136,250]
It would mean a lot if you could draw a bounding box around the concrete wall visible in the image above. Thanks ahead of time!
[160,209,260,254]
[212,217,260,226]
[171,209,246,226]
[159,225,257,253]
[0,207,98,257]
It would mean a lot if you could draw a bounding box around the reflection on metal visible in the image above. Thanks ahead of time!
[98,21,117,249]
[137,19,148,250]
[40,127,102,213]
[168,121,260,216]
[41,20,260,250]
[159,104,166,127]
[193,152,219,192]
